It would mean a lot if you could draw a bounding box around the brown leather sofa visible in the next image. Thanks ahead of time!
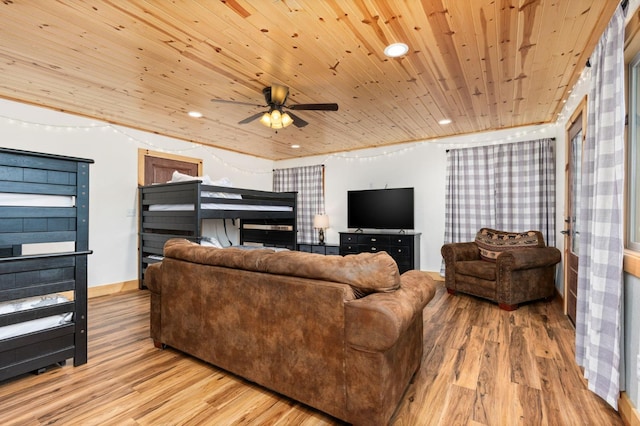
[145,238,437,425]
[441,228,561,310]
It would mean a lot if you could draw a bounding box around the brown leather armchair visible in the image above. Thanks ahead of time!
[441,228,561,310]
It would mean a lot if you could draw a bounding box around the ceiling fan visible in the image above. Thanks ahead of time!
[212,84,338,129]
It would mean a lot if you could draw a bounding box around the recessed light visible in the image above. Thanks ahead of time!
[438,118,452,125]
[384,42,409,58]
[291,144,300,149]
[188,111,203,118]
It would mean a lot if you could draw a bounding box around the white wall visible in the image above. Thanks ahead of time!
[0,99,272,288]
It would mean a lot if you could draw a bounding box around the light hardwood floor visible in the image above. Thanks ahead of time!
[0,283,623,425]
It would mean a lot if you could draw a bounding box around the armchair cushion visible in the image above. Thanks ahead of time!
[456,260,496,281]
[475,228,545,261]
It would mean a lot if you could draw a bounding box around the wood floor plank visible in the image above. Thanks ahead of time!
[509,325,542,389]
[437,384,475,424]
[473,340,499,424]
[0,285,624,425]
[452,326,485,390]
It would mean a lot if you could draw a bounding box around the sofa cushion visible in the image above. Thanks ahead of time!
[455,260,496,281]
[163,238,401,295]
[475,228,545,262]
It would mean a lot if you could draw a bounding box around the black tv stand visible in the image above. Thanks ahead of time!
[339,231,420,274]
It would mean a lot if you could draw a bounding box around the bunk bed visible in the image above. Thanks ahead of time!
[0,147,92,381]
[138,180,297,288]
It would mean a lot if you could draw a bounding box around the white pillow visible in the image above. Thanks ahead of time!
[169,171,241,199]
[200,236,223,248]
[169,170,213,185]
[210,177,233,187]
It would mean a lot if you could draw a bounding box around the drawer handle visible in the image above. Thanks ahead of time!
[371,247,377,251]
[371,238,377,242]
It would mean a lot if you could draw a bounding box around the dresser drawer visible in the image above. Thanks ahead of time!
[361,244,385,253]
[357,234,390,244]
[341,244,359,254]
[298,244,312,253]
[387,245,410,258]
[389,235,414,246]
[340,234,358,245]
[299,244,339,255]
[311,245,324,254]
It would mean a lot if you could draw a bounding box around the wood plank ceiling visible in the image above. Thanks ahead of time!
[0,1,618,160]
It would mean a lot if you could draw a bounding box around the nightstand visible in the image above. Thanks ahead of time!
[298,243,340,255]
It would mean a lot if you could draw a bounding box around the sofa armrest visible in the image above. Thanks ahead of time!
[497,247,561,270]
[144,262,163,293]
[345,271,437,351]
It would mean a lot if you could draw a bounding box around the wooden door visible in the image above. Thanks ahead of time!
[138,149,202,185]
[564,105,586,325]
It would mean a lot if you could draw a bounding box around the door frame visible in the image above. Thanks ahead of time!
[563,97,587,319]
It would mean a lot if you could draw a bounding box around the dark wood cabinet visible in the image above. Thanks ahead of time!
[298,243,340,255]
[339,232,420,274]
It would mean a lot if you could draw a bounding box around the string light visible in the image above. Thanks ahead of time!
[0,114,273,175]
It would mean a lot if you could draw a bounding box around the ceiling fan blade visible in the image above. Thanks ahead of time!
[238,112,265,124]
[212,98,264,108]
[270,84,289,105]
[288,103,339,111]
[287,111,308,128]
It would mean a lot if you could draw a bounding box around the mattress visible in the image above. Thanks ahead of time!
[148,189,292,212]
[148,203,293,212]
[0,193,75,207]
[0,294,73,340]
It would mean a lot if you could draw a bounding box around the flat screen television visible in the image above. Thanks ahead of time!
[347,187,414,230]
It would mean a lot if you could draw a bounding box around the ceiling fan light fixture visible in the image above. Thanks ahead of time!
[260,112,271,127]
[260,108,293,129]
[384,42,409,57]
[281,112,293,128]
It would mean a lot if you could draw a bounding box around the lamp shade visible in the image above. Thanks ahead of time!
[313,214,330,229]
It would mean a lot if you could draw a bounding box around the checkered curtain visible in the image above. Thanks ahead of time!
[443,138,556,248]
[273,165,324,244]
[576,4,625,410]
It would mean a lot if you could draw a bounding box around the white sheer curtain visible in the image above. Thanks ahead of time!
[273,165,324,244]
[575,4,625,410]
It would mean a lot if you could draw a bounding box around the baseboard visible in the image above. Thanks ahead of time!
[620,392,640,426]
[87,280,139,299]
